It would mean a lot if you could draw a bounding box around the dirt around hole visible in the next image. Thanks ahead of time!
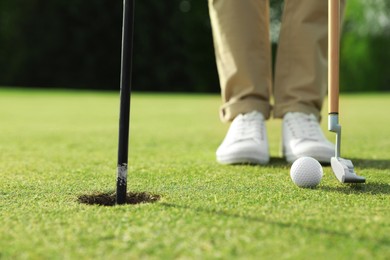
[78,191,161,206]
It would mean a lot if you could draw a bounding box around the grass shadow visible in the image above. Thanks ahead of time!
[77,191,161,206]
[227,157,331,167]
[232,157,389,169]
[227,157,290,167]
[320,182,390,195]
[349,158,390,170]
[160,202,389,246]
[264,157,390,169]
[269,157,290,167]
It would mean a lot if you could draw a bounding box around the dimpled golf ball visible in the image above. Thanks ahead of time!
[290,157,323,188]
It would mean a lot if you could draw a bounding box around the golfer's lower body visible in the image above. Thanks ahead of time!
[209,0,346,165]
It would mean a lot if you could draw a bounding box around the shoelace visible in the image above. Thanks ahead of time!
[229,113,265,142]
[285,114,323,141]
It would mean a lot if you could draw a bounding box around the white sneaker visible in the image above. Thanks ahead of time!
[282,112,334,163]
[216,111,269,165]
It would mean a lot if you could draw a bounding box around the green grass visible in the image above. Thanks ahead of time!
[0,88,389,259]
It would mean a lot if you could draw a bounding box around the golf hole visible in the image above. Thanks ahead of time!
[78,192,161,206]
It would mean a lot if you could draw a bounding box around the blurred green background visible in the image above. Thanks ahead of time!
[0,0,389,92]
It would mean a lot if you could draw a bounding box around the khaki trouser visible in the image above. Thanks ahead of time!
[209,0,345,122]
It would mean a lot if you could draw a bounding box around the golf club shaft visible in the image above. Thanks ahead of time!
[116,0,135,205]
[328,0,340,114]
[328,0,365,183]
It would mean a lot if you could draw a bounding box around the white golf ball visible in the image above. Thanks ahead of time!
[290,157,323,188]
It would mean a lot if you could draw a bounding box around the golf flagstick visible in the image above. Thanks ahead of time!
[116,0,135,204]
[328,0,365,183]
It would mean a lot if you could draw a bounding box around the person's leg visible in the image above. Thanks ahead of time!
[208,0,272,122]
[208,0,271,164]
[274,0,346,118]
[274,0,346,163]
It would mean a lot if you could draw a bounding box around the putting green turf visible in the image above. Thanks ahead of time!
[0,88,389,259]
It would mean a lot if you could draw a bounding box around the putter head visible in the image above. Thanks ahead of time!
[331,157,366,183]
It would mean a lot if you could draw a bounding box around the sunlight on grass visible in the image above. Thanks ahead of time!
[0,88,389,259]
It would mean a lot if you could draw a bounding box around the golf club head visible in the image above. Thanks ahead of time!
[330,157,366,183]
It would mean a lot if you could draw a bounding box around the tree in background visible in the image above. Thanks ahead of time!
[0,0,123,89]
[0,0,388,92]
[0,0,219,92]
[341,0,390,91]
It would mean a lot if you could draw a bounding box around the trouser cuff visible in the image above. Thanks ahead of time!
[273,103,321,120]
[220,98,271,122]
